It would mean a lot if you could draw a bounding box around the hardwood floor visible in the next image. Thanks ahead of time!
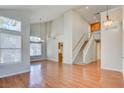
[0,60,124,88]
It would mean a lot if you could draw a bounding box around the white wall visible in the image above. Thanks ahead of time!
[101,7,122,72]
[63,10,73,64]
[47,35,64,61]
[47,15,64,62]
[30,23,47,61]
[72,11,89,47]
[46,10,89,64]
[50,16,64,37]
[96,42,101,60]
[0,10,30,78]
[122,6,124,77]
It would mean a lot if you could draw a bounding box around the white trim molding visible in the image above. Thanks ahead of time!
[0,69,30,78]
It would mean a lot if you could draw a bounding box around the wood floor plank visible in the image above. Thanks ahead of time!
[0,60,123,88]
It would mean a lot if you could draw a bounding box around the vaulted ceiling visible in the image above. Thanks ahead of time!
[0,5,120,24]
[76,5,119,23]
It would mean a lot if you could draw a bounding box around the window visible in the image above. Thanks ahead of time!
[0,16,21,31]
[30,43,42,56]
[30,36,42,56]
[0,16,21,64]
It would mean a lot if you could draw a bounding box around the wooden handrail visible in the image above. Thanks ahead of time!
[73,33,85,51]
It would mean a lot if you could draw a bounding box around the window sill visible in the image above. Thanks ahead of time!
[0,62,21,66]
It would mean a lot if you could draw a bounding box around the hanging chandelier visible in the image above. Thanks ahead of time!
[104,5,112,26]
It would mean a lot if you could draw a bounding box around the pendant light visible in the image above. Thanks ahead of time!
[40,18,44,43]
[104,5,112,26]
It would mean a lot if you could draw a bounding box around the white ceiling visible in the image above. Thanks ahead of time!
[76,5,120,23]
[0,5,120,24]
[0,5,79,23]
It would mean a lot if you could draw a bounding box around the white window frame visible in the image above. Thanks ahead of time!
[0,16,21,64]
[30,36,42,57]
[0,30,22,64]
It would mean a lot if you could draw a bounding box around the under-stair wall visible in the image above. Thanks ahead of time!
[83,35,97,64]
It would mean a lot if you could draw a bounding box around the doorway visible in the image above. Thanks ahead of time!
[58,42,63,63]
[96,40,101,61]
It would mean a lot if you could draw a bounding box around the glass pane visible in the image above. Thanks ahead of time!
[0,16,21,31]
[30,43,41,56]
[0,33,21,48]
[0,49,21,63]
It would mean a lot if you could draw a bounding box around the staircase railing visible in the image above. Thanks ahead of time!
[72,33,87,62]
[83,34,96,64]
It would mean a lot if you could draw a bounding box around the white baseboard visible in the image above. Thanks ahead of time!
[31,58,47,62]
[46,59,73,64]
[101,66,122,73]
[63,62,72,64]
[63,59,73,64]
[0,69,30,78]
[46,58,58,62]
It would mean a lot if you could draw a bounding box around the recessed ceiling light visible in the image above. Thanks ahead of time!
[86,6,89,9]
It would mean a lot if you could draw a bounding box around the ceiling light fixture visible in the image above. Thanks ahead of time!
[104,5,112,27]
[40,18,44,43]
